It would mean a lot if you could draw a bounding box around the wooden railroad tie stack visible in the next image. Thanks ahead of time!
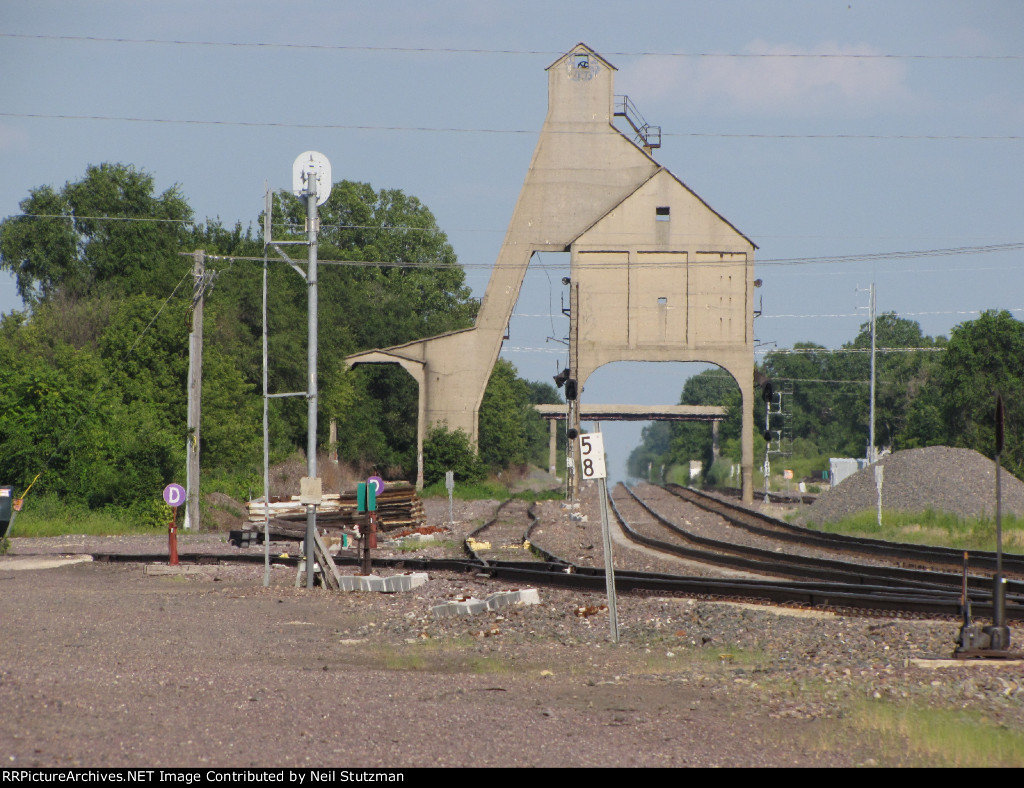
[245,482,426,541]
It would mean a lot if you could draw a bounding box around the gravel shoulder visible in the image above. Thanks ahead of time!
[3,495,1023,768]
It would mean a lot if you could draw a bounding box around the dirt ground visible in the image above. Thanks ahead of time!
[1,558,850,768]
[2,495,1022,768]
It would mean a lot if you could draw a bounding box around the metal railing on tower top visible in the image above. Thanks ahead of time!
[614,95,661,151]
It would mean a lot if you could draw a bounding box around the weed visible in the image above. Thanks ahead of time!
[421,479,563,502]
[805,509,1024,554]
[9,494,162,538]
[834,699,1024,767]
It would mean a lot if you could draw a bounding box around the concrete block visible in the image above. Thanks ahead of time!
[360,575,386,592]
[431,601,463,618]
[515,588,541,605]
[383,575,411,593]
[337,572,428,593]
[463,599,489,615]
[431,587,537,618]
[382,572,429,593]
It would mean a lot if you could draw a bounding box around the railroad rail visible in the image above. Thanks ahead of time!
[83,544,1021,622]
[71,487,1018,623]
[612,484,1024,605]
[665,483,1024,578]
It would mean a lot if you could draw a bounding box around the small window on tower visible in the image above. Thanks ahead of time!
[657,297,668,305]
[656,206,671,222]
[575,53,590,70]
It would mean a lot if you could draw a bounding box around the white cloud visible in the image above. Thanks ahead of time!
[622,40,917,119]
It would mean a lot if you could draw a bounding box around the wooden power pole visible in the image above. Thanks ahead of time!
[185,250,204,531]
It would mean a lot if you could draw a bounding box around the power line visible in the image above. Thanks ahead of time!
[13,212,451,234]
[1,112,1019,141]
[3,33,1021,60]
[758,242,1024,266]
[12,215,1024,270]
[758,347,945,355]
[117,240,1022,272]
[762,307,1024,319]
[5,215,1020,275]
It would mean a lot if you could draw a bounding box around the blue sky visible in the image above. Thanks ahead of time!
[1,1,1022,481]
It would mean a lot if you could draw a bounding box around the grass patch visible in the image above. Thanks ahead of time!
[392,538,462,554]
[421,479,562,501]
[6,494,167,538]
[805,508,1024,553]
[829,699,1024,767]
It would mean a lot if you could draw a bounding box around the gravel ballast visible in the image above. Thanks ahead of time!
[2,495,1023,768]
[801,446,1024,526]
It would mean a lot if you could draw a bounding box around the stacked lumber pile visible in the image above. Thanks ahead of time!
[245,482,425,540]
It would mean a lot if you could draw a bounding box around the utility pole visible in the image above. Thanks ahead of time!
[185,249,205,531]
[858,283,878,464]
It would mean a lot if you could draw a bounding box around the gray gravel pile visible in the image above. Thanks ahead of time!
[800,446,1024,525]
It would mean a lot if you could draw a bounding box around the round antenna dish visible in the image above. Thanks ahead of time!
[292,151,332,206]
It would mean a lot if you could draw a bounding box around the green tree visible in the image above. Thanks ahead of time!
[762,317,941,458]
[842,314,940,454]
[0,163,193,304]
[478,360,533,469]
[668,368,742,470]
[626,421,671,480]
[938,310,1024,477]
[255,181,479,476]
[0,166,486,503]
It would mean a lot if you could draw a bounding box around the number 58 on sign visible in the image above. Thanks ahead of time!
[578,433,607,479]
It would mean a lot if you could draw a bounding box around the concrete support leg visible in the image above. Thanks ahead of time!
[416,380,425,491]
[548,418,557,476]
[741,381,754,504]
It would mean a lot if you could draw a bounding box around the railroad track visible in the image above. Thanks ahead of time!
[77,487,1024,622]
[622,483,1024,599]
[463,499,543,564]
[664,483,1024,579]
[611,484,1016,597]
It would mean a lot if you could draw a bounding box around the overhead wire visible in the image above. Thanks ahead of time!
[3,34,1022,60]
[182,239,1024,271]
[2,112,1019,141]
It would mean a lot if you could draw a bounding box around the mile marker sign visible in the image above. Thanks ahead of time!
[579,433,607,479]
[163,483,186,507]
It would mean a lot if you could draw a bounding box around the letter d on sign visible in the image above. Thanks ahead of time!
[163,483,186,507]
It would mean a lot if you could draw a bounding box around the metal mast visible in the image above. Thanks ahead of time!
[869,283,877,463]
[303,172,319,590]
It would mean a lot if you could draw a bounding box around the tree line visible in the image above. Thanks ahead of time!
[0,163,560,510]
[628,310,1024,482]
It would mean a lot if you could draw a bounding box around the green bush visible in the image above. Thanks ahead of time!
[131,498,174,530]
[704,459,737,488]
[422,425,486,487]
